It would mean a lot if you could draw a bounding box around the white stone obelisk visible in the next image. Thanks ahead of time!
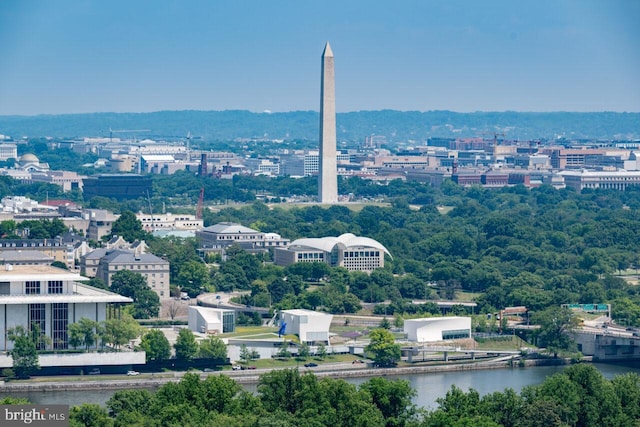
[319,42,338,204]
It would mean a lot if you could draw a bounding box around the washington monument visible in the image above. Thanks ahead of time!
[319,41,338,203]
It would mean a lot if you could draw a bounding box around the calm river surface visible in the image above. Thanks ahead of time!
[8,362,640,411]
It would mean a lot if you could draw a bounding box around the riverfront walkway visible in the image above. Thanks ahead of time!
[0,356,578,393]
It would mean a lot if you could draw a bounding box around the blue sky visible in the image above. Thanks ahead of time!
[0,0,638,115]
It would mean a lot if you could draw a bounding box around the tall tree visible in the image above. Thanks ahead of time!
[532,306,578,357]
[198,336,227,360]
[139,329,171,362]
[68,318,101,350]
[110,270,148,298]
[176,260,210,297]
[100,316,140,349]
[174,328,198,362]
[7,326,39,378]
[365,328,401,367]
[111,270,160,319]
[110,210,148,242]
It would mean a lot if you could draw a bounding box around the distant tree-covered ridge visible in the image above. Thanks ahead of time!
[0,110,638,142]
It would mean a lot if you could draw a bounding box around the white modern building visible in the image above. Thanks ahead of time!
[1,196,40,213]
[559,170,640,191]
[136,212,203,233]
[0,265,144,369]
[188,306,235,335]
[404,317,472,342]
[196,222,290,252]
[280,309,333,344]
[273,233,391,273]
[0,143,17,161]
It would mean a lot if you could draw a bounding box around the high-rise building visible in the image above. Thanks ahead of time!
[319,42,338,203]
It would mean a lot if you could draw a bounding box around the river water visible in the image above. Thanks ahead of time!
[7,362,640,411]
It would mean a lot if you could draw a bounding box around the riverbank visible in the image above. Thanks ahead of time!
[0,356,582,393]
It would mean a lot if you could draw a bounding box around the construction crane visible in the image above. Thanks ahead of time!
[195,188,205,220]
[108,128,151,143]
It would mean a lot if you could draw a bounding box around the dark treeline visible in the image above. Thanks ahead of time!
[3,364,638,426]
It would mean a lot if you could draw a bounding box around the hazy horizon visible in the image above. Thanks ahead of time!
[1,0,638,116]
[3,108,640,119]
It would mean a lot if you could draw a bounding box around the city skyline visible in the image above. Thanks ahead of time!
[0,0,639,116]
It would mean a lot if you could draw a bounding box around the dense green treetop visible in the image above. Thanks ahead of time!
[138,329,171,363]
[109,210,149,243]
[52,363,640,426]
[174,328,199,362]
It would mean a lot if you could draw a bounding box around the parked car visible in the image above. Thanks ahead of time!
[247,366,257,370]
[232,365,242,370]
[304,363,318,368]
[88,368,100,375]
[126,370,140,376]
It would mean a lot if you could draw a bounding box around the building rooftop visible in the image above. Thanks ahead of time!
[0,264,87,282]
[0,283,132,305]
[101,249,167,264]
[0,250,53,262]
[0,265,131,304]
[288,233,392,257]
[201,222,259,234]
[281,308,332,317]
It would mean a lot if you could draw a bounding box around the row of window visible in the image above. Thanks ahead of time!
[0,242,64,248]
[27,303,69,350]
[217,235,259,240]
[111,265,166,271]
[25,280,64,294]
[441,329,471,340]
[344,251,381,258]
[297,253,324,260]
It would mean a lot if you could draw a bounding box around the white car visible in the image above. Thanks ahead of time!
[126,370,140,376]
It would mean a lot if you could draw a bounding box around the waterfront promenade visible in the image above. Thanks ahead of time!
[0,356,577,393]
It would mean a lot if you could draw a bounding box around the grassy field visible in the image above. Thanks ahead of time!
[474,336,531,351]
[455,291,481,301]
[266,202,391,212]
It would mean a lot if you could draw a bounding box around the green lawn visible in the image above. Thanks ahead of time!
[222,326,278,338]
[474,336,532,351]
[267,202,390,212]
[455,291,481,301]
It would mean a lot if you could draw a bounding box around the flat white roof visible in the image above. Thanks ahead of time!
[0,264,88,282]
[190,306,234,323]
[0,283,132,305]
[405,316,470,324]
[281,309,332,317]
